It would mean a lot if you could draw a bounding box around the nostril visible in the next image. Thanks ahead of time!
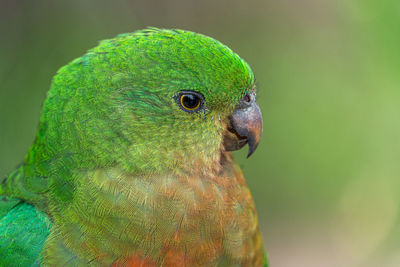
[244,93,251,103]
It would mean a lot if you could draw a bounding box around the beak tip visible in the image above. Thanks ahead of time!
[247,148,254,158]
[246,140,259,158]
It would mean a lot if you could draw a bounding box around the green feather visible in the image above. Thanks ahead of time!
[0,201,51,266]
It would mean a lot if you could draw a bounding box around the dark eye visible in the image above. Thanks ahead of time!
[174,91,204,113]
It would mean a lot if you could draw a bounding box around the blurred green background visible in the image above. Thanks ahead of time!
[0,0,399,266]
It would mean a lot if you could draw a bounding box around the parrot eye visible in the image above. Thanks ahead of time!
[174,91,204,113]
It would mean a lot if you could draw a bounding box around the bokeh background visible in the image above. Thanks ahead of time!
[0,0,399,266]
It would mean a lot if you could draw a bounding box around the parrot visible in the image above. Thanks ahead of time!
[0,28,268,267]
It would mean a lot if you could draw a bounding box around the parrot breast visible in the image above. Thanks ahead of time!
[42,153,265,266]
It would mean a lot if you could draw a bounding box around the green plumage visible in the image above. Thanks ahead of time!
[0,200,51,266]
[0,28,267,266]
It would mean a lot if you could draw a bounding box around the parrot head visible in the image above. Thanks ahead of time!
[34,28,262,175]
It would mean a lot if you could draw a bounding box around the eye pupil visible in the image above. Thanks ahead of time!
[180,94,201,110]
